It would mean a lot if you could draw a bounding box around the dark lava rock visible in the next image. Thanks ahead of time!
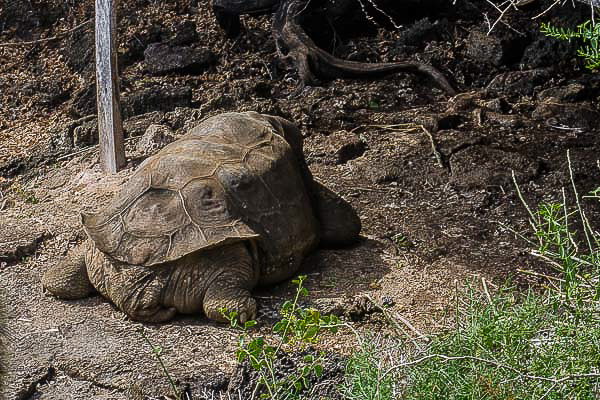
[537,83,587,102]
[314,131,367,165]
[253,81,273,98]
[436,114,465,130]
[123,111,167,138]
[122,86,193,119]
[486,69,551,97]
[312,294,387,321]
[483,112,523,129]
[465,30,506,67]
[21,79,71,109]
[72,118,98,148]
[162,107,204,133]
[68,84,97,118]
[144,43,216,76]
[532,102,600,131]
[447,90,486,112]
[0,0,67,31]
[336,139,366,164]
[135,124,175,155]
[395,18,448,48]
[520,34,579,70]
[62,25,95,76]
[43,116,98,156]
[122,17,199,65]
[364,160,405,184]
[481,98,509,113]
[449,145,539,188]
[0,230,52,263]
[166,18,200,46]
[328,132,367,164]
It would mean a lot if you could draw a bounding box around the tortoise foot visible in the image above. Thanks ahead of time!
[204,287,257,324]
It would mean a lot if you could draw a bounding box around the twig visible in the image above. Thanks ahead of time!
[56,135,140,162]
[350,186,389,192]
[529,250,593,284]
[481,277,493,305]
[364,295,428,351]
[531,0,562,20]
[363,0,403,29]
[512,170,539,235]
[393,312,428,342]
[369,123,420,132]
[567,150,599,255]
[56,145,97,161]
[517,268,566,283]
[485,0,514,34]
[0,19,92,47]
[419,125,445,169]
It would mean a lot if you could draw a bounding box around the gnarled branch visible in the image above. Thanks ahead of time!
[272,0,455,94]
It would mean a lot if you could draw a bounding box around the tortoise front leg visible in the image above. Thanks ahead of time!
[86,245,177,323]
[113,267,177,323]
[42,242,96,300]
[202,243,259,323]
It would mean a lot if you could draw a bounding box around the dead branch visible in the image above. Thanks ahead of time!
[272,0,456,94]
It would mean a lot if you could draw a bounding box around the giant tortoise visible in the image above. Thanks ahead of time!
[42,112,361,323]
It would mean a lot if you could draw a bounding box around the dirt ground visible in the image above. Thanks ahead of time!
[1,0,600,398]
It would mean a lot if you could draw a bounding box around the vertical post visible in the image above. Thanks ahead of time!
[95,0,125,173]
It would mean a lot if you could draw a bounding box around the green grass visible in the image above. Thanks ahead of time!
[399,286,600,399]
[342,336,396,400]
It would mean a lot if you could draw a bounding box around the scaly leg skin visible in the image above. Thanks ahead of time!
[86,245,176,323]
[42,242,96,300]
[115,268,177,323]
[202,243,258,324]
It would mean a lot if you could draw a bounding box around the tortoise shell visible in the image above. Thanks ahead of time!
[82,112,319,270]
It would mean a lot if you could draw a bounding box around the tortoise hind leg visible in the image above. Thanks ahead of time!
[313,180,361,246]
[202,243,258,323]
[42,242,96,300]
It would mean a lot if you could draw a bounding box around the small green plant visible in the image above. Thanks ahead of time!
[391,233,413,249]
[541,20,600,70]
[10,183,39,204]
[138,327,182,399]
[221,275,342,399]
[513,150,600,313]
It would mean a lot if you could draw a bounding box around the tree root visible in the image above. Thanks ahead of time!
[272,0,456,95]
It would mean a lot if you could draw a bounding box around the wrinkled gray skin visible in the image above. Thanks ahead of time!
[42,112,361,324]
